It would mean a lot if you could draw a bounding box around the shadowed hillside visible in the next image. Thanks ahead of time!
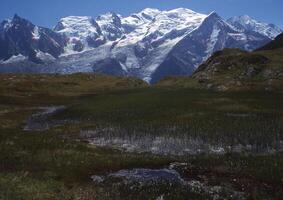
[157,32,283,91]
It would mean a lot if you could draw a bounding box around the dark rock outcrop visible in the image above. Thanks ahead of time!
[0,15,67,63]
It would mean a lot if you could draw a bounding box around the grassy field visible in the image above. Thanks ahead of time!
[55,88,283,150]
[0,73,282,199]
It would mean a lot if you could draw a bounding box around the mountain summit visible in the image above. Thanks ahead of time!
[0,8,281,83]
[0,14,67,63]
[227,15,282,39]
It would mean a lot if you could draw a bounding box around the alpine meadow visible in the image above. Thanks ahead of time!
[0,1,282,199]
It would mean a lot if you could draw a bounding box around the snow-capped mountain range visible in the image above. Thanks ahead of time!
[0,8,281,83]
[227,15,282,39]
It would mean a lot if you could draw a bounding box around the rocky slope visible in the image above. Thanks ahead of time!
[0,8,281,83]
[0,15,67,63]
[256,32,283,51]
[190,33,283,91]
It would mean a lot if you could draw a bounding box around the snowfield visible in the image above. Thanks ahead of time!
[0,8,281,83]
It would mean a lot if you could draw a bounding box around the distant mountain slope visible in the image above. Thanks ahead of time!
[150,12,271,83]
[227,15,281,39]
[0,9,281,83]
[193,35,283,90]
[0,15,67,63]
[256,33,283,51]
[54,16,106,52]
[158,33,283,91]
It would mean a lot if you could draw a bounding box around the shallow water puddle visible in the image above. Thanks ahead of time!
[83,130,282,155]
[83,130,227,155]
[24,106,66,131]
[91,163,247,200]
[92,168,183,184]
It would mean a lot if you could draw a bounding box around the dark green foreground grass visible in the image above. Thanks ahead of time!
[1,127,282,199]
[0,129,174,200]
[0,74,282,199]
[55,88,283,149]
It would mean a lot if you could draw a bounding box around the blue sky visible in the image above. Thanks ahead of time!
[0,0,282,29]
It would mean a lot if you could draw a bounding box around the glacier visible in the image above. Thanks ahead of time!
[0,8,281,83]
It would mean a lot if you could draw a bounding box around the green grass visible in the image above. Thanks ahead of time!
[53,88,283,148]
[0,73,282,199]
[0,128,174,199]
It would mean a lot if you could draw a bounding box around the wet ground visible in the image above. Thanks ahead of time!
[81,129,283,156]
[24,106,66,131]
[21,109,283,199]
[90,163,247,200]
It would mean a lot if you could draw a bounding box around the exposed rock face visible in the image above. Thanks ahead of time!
[0,15,67,63]
[92,58,126,76]
[150,12,271,83]
[0,9,281,83]
[96,12,124,41]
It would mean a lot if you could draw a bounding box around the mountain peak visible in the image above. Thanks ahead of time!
[1,7,280,83]
[96,12,121,24]
[96,12,123,41]
[136,7,161,21]
[4,14,36,33]
[97,12,118,18]
[200,11,223,25]
[140,8,161,14]
[54,15,101,35]
[169,7,198,14]
[13,14,19,19]
[206,11,221,19]
[237,15,252,20]
[54,15,106,51]
[228,15,255,25]
[11,14,33,25]
[12,14,22,20]
[227,15,282,39]
[56,16,95,26]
